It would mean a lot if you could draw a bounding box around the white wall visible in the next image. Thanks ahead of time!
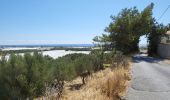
[158,43,170,59]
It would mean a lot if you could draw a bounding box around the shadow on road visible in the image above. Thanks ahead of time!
[132,54,163,63]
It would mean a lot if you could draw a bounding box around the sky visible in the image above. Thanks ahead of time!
[0,0,170,45]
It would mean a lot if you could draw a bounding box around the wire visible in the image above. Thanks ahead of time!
[158,5,170,21]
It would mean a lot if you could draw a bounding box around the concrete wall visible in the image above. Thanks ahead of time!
[158,43,170,59]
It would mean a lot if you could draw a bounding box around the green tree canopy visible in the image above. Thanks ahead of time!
[148,22,170,56]
[94,3,154,54]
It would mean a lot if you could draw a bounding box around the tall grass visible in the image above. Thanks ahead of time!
[101,67,131,100]
[61,65,131,100]
[36,66,131,100]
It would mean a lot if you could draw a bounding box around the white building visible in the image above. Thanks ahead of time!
[160,31,170,44]
[158,31,170,59]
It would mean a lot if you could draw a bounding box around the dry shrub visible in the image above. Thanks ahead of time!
[36,63,131,100]
[61,66,131,100]
[61,69,110,100]
[101,68,130,100]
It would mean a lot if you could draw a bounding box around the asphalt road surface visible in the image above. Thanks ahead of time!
[127,54,170,100]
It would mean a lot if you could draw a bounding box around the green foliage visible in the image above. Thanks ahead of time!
[102,51,115,64]
[53,55,77,82]
[74,55,94,74]
[0,49,118,99]
[53,53,103,84]
[94,3,154,54]
[0,52,103,99]
[0,52,53,99]
[148,23,170,56]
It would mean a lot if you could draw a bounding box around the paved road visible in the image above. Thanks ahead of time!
[127,54,170,100]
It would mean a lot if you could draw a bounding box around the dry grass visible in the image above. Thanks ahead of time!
[36,64,131,100]
[61,66,131,100]
[101,67,131,99]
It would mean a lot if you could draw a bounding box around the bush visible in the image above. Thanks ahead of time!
[0,52,53,99]
[101,68,129,99]
[74,55,94,84]
[52,53,103,84]
[0,54,28,99]
[91,50,104,70]
[53,53,98,84]
[0,52,105,99]
[111,52,130,70]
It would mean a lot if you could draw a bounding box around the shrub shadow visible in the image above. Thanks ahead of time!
[68,83,83,91]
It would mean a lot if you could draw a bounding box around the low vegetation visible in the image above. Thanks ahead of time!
[3,1,170,100]
[38,54,131,100]
[0,52,53,99]
[0,49,131,100]
[61,68,130,100]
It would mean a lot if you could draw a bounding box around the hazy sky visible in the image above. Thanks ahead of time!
[0,0,170,45]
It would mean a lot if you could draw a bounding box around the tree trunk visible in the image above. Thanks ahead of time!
[81,77,85,84]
